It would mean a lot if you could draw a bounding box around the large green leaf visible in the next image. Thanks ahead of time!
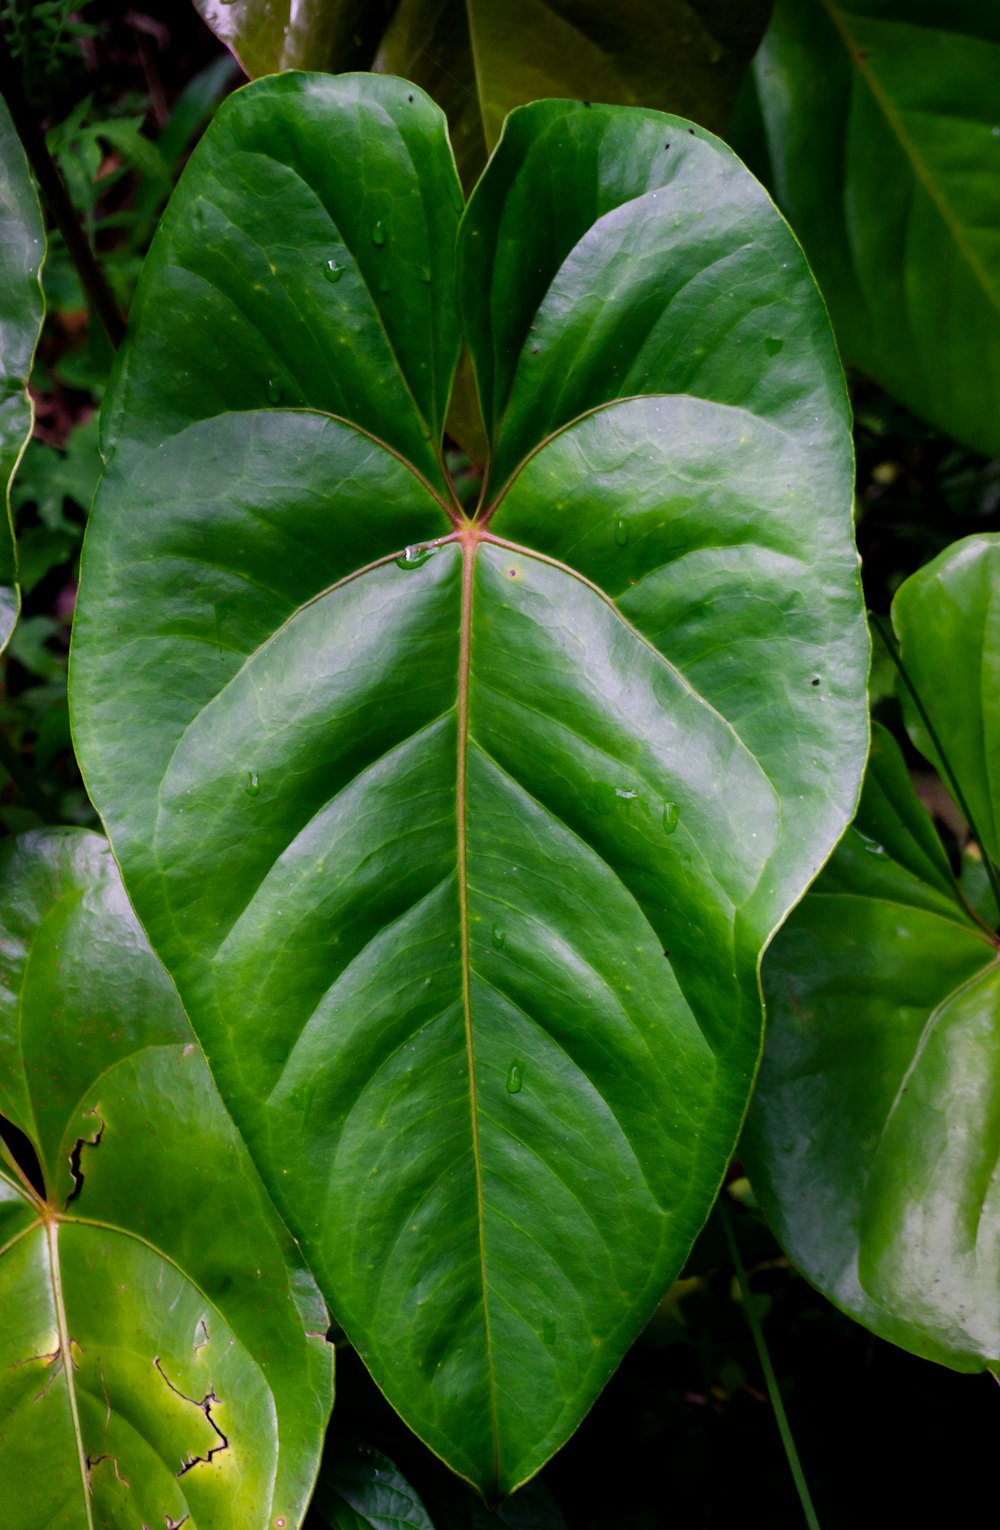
[70,75,868,1496]
[751,0,1000,457]
[194,1,770,192]
[744,708,1000,1373]
[0,828,333,1528]
[0,93,45,651]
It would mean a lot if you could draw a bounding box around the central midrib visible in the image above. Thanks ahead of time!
[47,1215,95,1530]
[455,529,501,1490]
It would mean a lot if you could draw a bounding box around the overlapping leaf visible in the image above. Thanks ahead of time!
[70,75,868,1495]
[0,829,333,1528]
[311,1438,436,1529]
[751,0,1000,456]
[194,0,770,191]
[745,538,1000,1369]
[0,93,45,651]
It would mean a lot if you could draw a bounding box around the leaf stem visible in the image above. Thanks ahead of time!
[718,1197,822,1530]
[0,28,125,349]
[869,610,1000,921]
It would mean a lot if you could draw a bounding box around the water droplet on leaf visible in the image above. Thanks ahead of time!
[265,377,282,405]
[396,544,434,569]
[662,801,680,834]
[245,771,261,797]
[372,220,387,246]
[491,925,507,951]
[506,1062,524,1095]
[323,258,344,283]
[613,516,630,547]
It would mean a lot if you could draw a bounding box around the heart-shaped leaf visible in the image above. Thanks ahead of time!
[0,828,333,1528]
[744,628,1000,1366]
[0,93,45,651]
[751,0,1000,457]
[193,1,771,192]
[70,75,868,1495]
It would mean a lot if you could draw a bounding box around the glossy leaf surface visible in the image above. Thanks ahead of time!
[0,94,45,650]
[195,0,770,192]
[71,76,868,1495]
[752,0,1000,456]
[0,829,333,1528]
[746,714,1000,1369]
[893,534,1000,870]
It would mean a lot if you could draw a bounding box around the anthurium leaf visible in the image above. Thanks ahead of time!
[376,0,772,192]
[891,533,1000,875]
[0,93,45,651]
[0,828,333,1529]
[70,74,868,1496]
[312,1438,436,1530]
[744,723,1000,1369]
[751,0,1000,457]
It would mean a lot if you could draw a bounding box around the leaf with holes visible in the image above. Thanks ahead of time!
[751,0,1000,456]
[0,93,45,651]
[0,829,333,1529]
[70,74,868,1496]
[744,717,1000,1369]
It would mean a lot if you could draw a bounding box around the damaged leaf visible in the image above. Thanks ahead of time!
[0,829,333,1529]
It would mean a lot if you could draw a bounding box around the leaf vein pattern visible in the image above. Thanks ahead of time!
[217,147,437,437]
[469,726,743,944]
[472,966,682,1215]
[821,0,1000,315]
[207,714,455,962]
[263,883,458,1106]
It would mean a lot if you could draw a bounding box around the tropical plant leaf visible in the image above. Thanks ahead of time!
[0,828,333,1528]
[0,92,45,651]
[70,75,868,1496]
[751,0,1000,457]
[312,1437,436,1529]
[193,0,771,193]
[892,534,1000,873]
[744,707,1000,1370]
